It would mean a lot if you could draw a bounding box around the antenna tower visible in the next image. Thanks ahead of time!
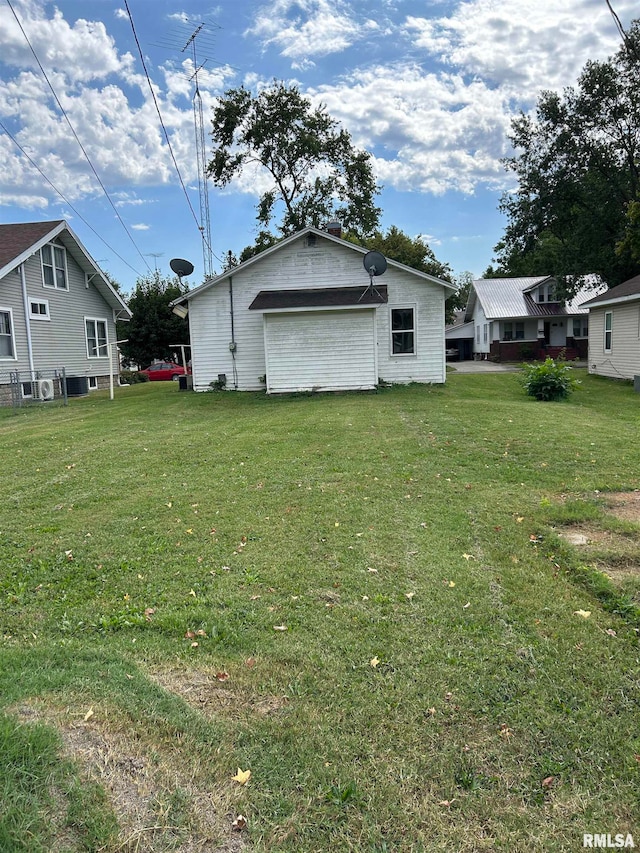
[182,24,214,279]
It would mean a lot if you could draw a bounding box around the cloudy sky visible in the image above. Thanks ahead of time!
[0,0,636,289]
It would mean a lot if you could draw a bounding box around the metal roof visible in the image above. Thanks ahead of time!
[465,276,606,321]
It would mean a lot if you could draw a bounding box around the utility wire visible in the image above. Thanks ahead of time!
[605,0,640,62]
[123,0,222,266]
[6,0,152,272]
[0,119,145,278]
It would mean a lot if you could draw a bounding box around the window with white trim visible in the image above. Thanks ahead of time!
[604,311,612,352]
[85,318,108,358]
[41,243,68,290]
[390,307,416,355]
[30,299,50,320]
[0,308,15,358]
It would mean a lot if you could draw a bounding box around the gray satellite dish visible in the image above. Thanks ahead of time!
[170,258,194,278]
[363,251,387,278]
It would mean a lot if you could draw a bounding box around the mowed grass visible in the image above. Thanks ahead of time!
[1,372,639,852]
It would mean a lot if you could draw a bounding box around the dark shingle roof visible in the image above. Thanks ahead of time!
[0,221,64,271]
[582,274,640,307]
[249,285,388,310]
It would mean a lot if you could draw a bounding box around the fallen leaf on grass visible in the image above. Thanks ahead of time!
[144,608,155,621]
[273,625,288,631]
[215,671,230,682]
[232,815,247,831]
[448,581,456,588]
[232,768,251,785]
[574,609,591,618]
[542,776,555,789]
[438,799,456,808]
[83,707,94,722]
[462,553,474,560]
[245,657,256,668]
[605,628,617,637]
[405,592,415,600]
[370,656,380,668]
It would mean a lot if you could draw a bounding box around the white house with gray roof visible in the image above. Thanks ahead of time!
[171,226,456,394]
[447,276,606,361]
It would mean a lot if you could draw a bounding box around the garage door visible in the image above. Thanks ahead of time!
[264,309,377,393]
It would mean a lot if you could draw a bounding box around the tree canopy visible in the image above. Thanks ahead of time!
[495,22,640,291]
[117,273,189,369]
[208,81,381,243]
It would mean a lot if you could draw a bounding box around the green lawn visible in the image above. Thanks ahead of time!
[1,373,639,852]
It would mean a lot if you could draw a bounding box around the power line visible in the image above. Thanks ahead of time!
[604,0,640,62]
[5,0,152,273]
[123,0,222,268]
[0,119,145,278]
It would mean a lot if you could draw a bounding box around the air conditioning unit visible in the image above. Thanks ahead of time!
[35,378,55,401]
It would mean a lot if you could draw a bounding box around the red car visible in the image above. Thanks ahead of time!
[140,361,191,381]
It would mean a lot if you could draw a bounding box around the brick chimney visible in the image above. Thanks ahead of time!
[325,220,342,238]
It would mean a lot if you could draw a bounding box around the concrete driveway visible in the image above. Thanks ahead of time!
[448,360,587,374]
[447,360,521,373]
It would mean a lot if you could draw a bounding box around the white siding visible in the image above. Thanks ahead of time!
[188,234,448,391]
[588,303,640,379]
[264,309,376,393]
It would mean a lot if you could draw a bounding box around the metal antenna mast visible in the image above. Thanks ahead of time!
[182,24,214,279]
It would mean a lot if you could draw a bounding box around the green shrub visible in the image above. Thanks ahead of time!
[520,357,580,401]
[119,370,149,384]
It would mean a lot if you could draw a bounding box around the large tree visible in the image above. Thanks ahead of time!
[208,81,381,242]
[495,22,640,291]
[118,273,189,369]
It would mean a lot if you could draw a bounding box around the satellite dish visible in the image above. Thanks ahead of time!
[170,258,194,278]
[363,251,387,277]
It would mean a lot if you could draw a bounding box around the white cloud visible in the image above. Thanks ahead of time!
[311,64,512,194]
[131,223,150,230]
[246,0,362,58]
[404,0,635,99]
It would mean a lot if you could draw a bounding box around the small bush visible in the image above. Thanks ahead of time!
[520,357,580,401]
[120,370,148,384]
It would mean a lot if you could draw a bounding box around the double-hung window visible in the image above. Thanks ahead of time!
[391,307,416,355]
[604,311,612,353]
[85,318,108,358]
[0,308,15,358]
[41,243,68,290]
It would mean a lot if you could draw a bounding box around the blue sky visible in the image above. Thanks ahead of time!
[0,0,636,292]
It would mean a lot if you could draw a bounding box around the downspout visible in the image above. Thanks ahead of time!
[229,274,238,389]
[19,263,36,380]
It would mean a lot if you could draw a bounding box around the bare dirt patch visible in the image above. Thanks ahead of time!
[149,667,288,720]
[10,699,249,853]
[600,490,640,522]
[556,492,640,588]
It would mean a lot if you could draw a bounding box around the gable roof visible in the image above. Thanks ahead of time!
[0,220,131,318]
[171,226,457,306]
[582,273,640,308]
[465,275,606,321]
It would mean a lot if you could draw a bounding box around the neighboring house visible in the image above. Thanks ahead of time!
[171,226,456,393]
[0,221,131,403]
[583,273,640,380]
[449,275,606,361]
